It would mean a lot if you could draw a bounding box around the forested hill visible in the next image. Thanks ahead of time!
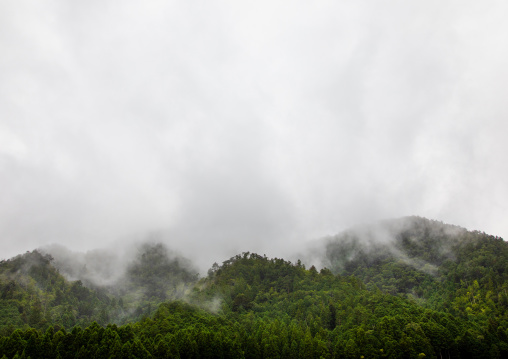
[0,243,199,333]
[0,250,114,331]
[322,216,508,316]
[0,217,507,358]
[46,242,199,304]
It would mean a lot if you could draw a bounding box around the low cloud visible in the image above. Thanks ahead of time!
[2,1,508,268]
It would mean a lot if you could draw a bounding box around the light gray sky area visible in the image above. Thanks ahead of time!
[1,1,508,269]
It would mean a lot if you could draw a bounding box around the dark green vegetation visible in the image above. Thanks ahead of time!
[1,217,507,358]
[0,243,198,333]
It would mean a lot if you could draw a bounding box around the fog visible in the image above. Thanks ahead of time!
[2,1,508,271]
[305,216,467,274]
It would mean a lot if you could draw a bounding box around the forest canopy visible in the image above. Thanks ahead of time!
[0,217,507,358]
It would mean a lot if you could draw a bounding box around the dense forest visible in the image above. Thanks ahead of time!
[0,216,507,358]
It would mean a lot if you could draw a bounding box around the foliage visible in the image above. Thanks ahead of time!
[0,217,507,358]
[0,250,114,334]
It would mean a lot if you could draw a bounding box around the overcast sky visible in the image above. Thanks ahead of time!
[1,1,508,270]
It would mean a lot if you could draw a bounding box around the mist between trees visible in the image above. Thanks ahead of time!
[0,216,507,358]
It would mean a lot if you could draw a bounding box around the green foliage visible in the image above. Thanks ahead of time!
[0,217,507,358]
[126,242,198,301]
[0,243,201,334]
[0,251,115,332]
[324,218,508,323]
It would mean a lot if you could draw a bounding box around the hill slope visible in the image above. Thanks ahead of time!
[0,250,114,333]
[0,216,507,358]
[322,217,508,320]
[0,242,199,334]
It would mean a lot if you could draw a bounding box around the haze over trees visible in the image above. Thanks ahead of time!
[0,216,507,358]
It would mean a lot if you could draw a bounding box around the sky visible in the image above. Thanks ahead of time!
[1,0,508,271]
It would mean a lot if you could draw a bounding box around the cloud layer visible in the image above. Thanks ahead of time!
[1,1,508,268]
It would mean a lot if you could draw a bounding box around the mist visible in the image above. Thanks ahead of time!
[314,216,467,273]
[2,1,508,269]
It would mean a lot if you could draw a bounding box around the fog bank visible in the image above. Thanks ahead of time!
[2,1,508,264]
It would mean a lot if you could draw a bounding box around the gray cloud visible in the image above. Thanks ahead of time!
[1,0,508,271]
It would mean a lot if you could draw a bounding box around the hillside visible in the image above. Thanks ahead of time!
[0,217,507,358]
[0,242,199,334]
[0,250,115,333]
[323,217,508,318]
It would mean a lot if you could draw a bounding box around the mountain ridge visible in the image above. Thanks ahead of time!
[1,216,507,358]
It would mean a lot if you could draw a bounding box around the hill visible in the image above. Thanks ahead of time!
[0,242,199,335]
[0,216,507,358]
[322,217,508,318]
[0,250,113,333]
